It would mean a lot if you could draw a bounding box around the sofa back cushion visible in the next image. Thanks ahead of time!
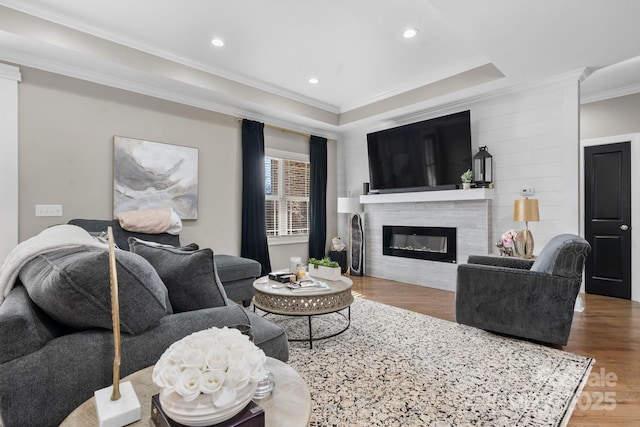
[18,246,171,334]
[129,238,228,313]
[530,234,591,280]
[68,219,180,250]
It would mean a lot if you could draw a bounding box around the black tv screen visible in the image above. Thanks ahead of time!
[366,110,472,193]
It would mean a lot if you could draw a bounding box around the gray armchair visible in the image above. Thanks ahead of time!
[456,234,591,346]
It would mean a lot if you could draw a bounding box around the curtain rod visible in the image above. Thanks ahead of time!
[235,117,310,138]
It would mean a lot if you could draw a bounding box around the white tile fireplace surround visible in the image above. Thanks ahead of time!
[360,189,493,292]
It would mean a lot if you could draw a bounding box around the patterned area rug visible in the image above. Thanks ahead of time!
[267,297,593,427]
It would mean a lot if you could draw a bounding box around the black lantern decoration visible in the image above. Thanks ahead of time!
[473,146,493,188]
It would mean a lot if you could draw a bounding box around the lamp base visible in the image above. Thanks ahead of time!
[94,381,141,427]
[515,230,535,259]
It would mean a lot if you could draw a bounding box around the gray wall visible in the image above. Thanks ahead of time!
[581,92,640,139]
[17,67,336,265]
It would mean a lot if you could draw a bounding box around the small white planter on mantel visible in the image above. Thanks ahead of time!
[308,264,342,281]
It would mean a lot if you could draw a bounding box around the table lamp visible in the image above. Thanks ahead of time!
[513,198,540,259]
[337,197,361,217]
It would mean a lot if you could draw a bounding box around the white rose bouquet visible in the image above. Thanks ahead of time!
[152,327,267,408]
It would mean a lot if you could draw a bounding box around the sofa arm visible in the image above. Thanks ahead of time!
[0,304,288,427]
[456,263,581,345]
[0,285,64,364]
[467,255,535,270]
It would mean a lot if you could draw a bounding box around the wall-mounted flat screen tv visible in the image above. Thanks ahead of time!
[366,110,472,193]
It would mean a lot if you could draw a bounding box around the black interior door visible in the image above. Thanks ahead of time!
[584,142,632,299]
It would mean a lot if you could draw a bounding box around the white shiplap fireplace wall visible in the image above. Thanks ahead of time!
[361,189,492,292]
[337,72,583,289]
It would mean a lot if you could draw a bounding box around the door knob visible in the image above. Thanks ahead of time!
[621,224,629,231]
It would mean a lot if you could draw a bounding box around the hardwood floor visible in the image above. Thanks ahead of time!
[349,275,640,427]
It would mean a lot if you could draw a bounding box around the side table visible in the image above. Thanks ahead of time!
[328,250,348,274]
[61,357,311,427]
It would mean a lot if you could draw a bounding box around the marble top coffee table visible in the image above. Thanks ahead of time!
[61,357,310,427]
[253,276,354,348]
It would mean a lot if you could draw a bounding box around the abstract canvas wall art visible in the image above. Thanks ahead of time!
[114,136,198,219]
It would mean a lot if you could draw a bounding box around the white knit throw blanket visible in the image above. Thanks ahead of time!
[0,224,108,305]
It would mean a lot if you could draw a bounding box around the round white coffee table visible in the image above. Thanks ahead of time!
[253,276,354,348]
[61,357,310,427]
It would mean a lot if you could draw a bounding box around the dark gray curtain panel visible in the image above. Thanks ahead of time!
[241,119,271,276]
[308,135,327,260]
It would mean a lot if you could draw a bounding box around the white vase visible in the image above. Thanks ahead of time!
[308,264,342,281]
[159,381,257,426]
[462,182,471,190]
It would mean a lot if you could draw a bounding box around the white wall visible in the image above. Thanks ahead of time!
[476,76,581,247]
[338,73,582,273]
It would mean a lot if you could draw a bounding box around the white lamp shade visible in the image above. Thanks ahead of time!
[337,197,362,214]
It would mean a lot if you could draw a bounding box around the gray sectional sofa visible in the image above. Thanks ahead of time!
[69,219,261,306]
[0,220,287,427]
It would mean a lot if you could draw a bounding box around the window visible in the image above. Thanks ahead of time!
[265,156,310,240]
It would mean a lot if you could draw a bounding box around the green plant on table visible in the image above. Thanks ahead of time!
[460,169,473,183]
[308,257,340,269]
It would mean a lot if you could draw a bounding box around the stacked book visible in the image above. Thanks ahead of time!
[268,272,296,283]
[286,279,330,292]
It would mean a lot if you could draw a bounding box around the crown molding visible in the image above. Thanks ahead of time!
[0,62,21,81]
[581,82,640,104]
[1,34,587,142]
[0,50,339,140]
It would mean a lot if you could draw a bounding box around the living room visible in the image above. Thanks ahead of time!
[1,1,640,426]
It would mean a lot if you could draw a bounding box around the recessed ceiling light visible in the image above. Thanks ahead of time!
[211,38,224,47]
[308,77,319,85]
[403,28,419,39]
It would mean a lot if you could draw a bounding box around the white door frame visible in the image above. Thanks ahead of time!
[0,63,21,262]
[580,133,640,302]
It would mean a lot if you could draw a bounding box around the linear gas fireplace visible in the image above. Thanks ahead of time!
[383,225,457,263]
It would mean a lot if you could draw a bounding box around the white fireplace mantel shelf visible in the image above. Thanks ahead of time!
[360,188,494,204]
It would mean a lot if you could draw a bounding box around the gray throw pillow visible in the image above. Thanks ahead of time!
[18,246,171,334]
[128,238,228,313]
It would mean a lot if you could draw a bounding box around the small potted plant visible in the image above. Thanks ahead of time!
[460,169,473,190]
[308,257,342,281]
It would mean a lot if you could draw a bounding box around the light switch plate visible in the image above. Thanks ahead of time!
[520,187,535,197]
[35,204,63,217]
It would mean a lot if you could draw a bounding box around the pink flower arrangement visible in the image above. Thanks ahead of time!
[501,229,518,248]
